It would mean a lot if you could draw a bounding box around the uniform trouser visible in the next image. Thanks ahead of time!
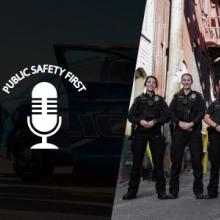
[207,132,220,196]
[128,130,166,195]
[169,128,203,195]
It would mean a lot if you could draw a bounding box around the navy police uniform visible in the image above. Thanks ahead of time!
[169,89,206,197]
[125,93,169,198]
[206,99,220,197]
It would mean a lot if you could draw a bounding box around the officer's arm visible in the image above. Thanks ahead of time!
[168,95,179,123]
[154,98,170,124]
[192,95,206,126]
[204,114,217,128]
[204,103,217,128]
[127,98,141,125]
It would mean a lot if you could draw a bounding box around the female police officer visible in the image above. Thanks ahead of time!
[204,78,220,199]
[122,76,170,200]
[169,73,206,199]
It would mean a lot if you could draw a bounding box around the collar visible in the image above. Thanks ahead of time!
[179,89,193,97]
[144,92,156,98]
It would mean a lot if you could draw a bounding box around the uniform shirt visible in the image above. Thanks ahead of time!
[128,93,169,130]
[206,99,220,125]
[169,89,206,127]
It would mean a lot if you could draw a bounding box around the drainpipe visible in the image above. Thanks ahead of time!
[166,0,185,104]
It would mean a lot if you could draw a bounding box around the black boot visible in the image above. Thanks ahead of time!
[168,193,178,199]
[204,194,218,199]
[195,193,204,199]
[122,191,137,200]
[158,193,169,200]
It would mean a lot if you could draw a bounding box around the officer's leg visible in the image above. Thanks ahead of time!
[127,132,148,195]
[169,129,187,196]
[149,133,166,196]
[188,129,203,195]
[207,162,219,197]
[207,133,220,197]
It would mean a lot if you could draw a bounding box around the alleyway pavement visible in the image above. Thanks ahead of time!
[111,171,220,220]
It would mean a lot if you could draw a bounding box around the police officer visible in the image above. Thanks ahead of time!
[122,76,170,200]
[169,73,206,199]
[204,79,220,199]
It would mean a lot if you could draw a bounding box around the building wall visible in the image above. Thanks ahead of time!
[154,0,171,96]
[135,0,156,78]
[182,0,211,101]
[132,0,217,111]
[131,0,171,98]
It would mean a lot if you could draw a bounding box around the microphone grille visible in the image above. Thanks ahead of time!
[32,98,42,114]
[47,98,57,115]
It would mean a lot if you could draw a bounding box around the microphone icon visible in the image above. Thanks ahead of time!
[27,82,62,149]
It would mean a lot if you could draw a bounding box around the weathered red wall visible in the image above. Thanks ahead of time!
[154,0,171,96]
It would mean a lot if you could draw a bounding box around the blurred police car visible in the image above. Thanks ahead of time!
[0,45,136,181]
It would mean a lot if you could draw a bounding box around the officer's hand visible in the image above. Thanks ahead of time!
[183,122,193,130]
[179,122,193,130]
[140,120,148,127]
[179,121,185,129]
[215,125,220,133]
[145,120,156,128]
[185,122,194,130]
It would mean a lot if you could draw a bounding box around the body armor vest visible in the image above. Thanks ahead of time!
[140,95,161,121]
[176,93,197,122]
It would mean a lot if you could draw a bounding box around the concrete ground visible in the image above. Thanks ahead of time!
[111,171,220,220]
